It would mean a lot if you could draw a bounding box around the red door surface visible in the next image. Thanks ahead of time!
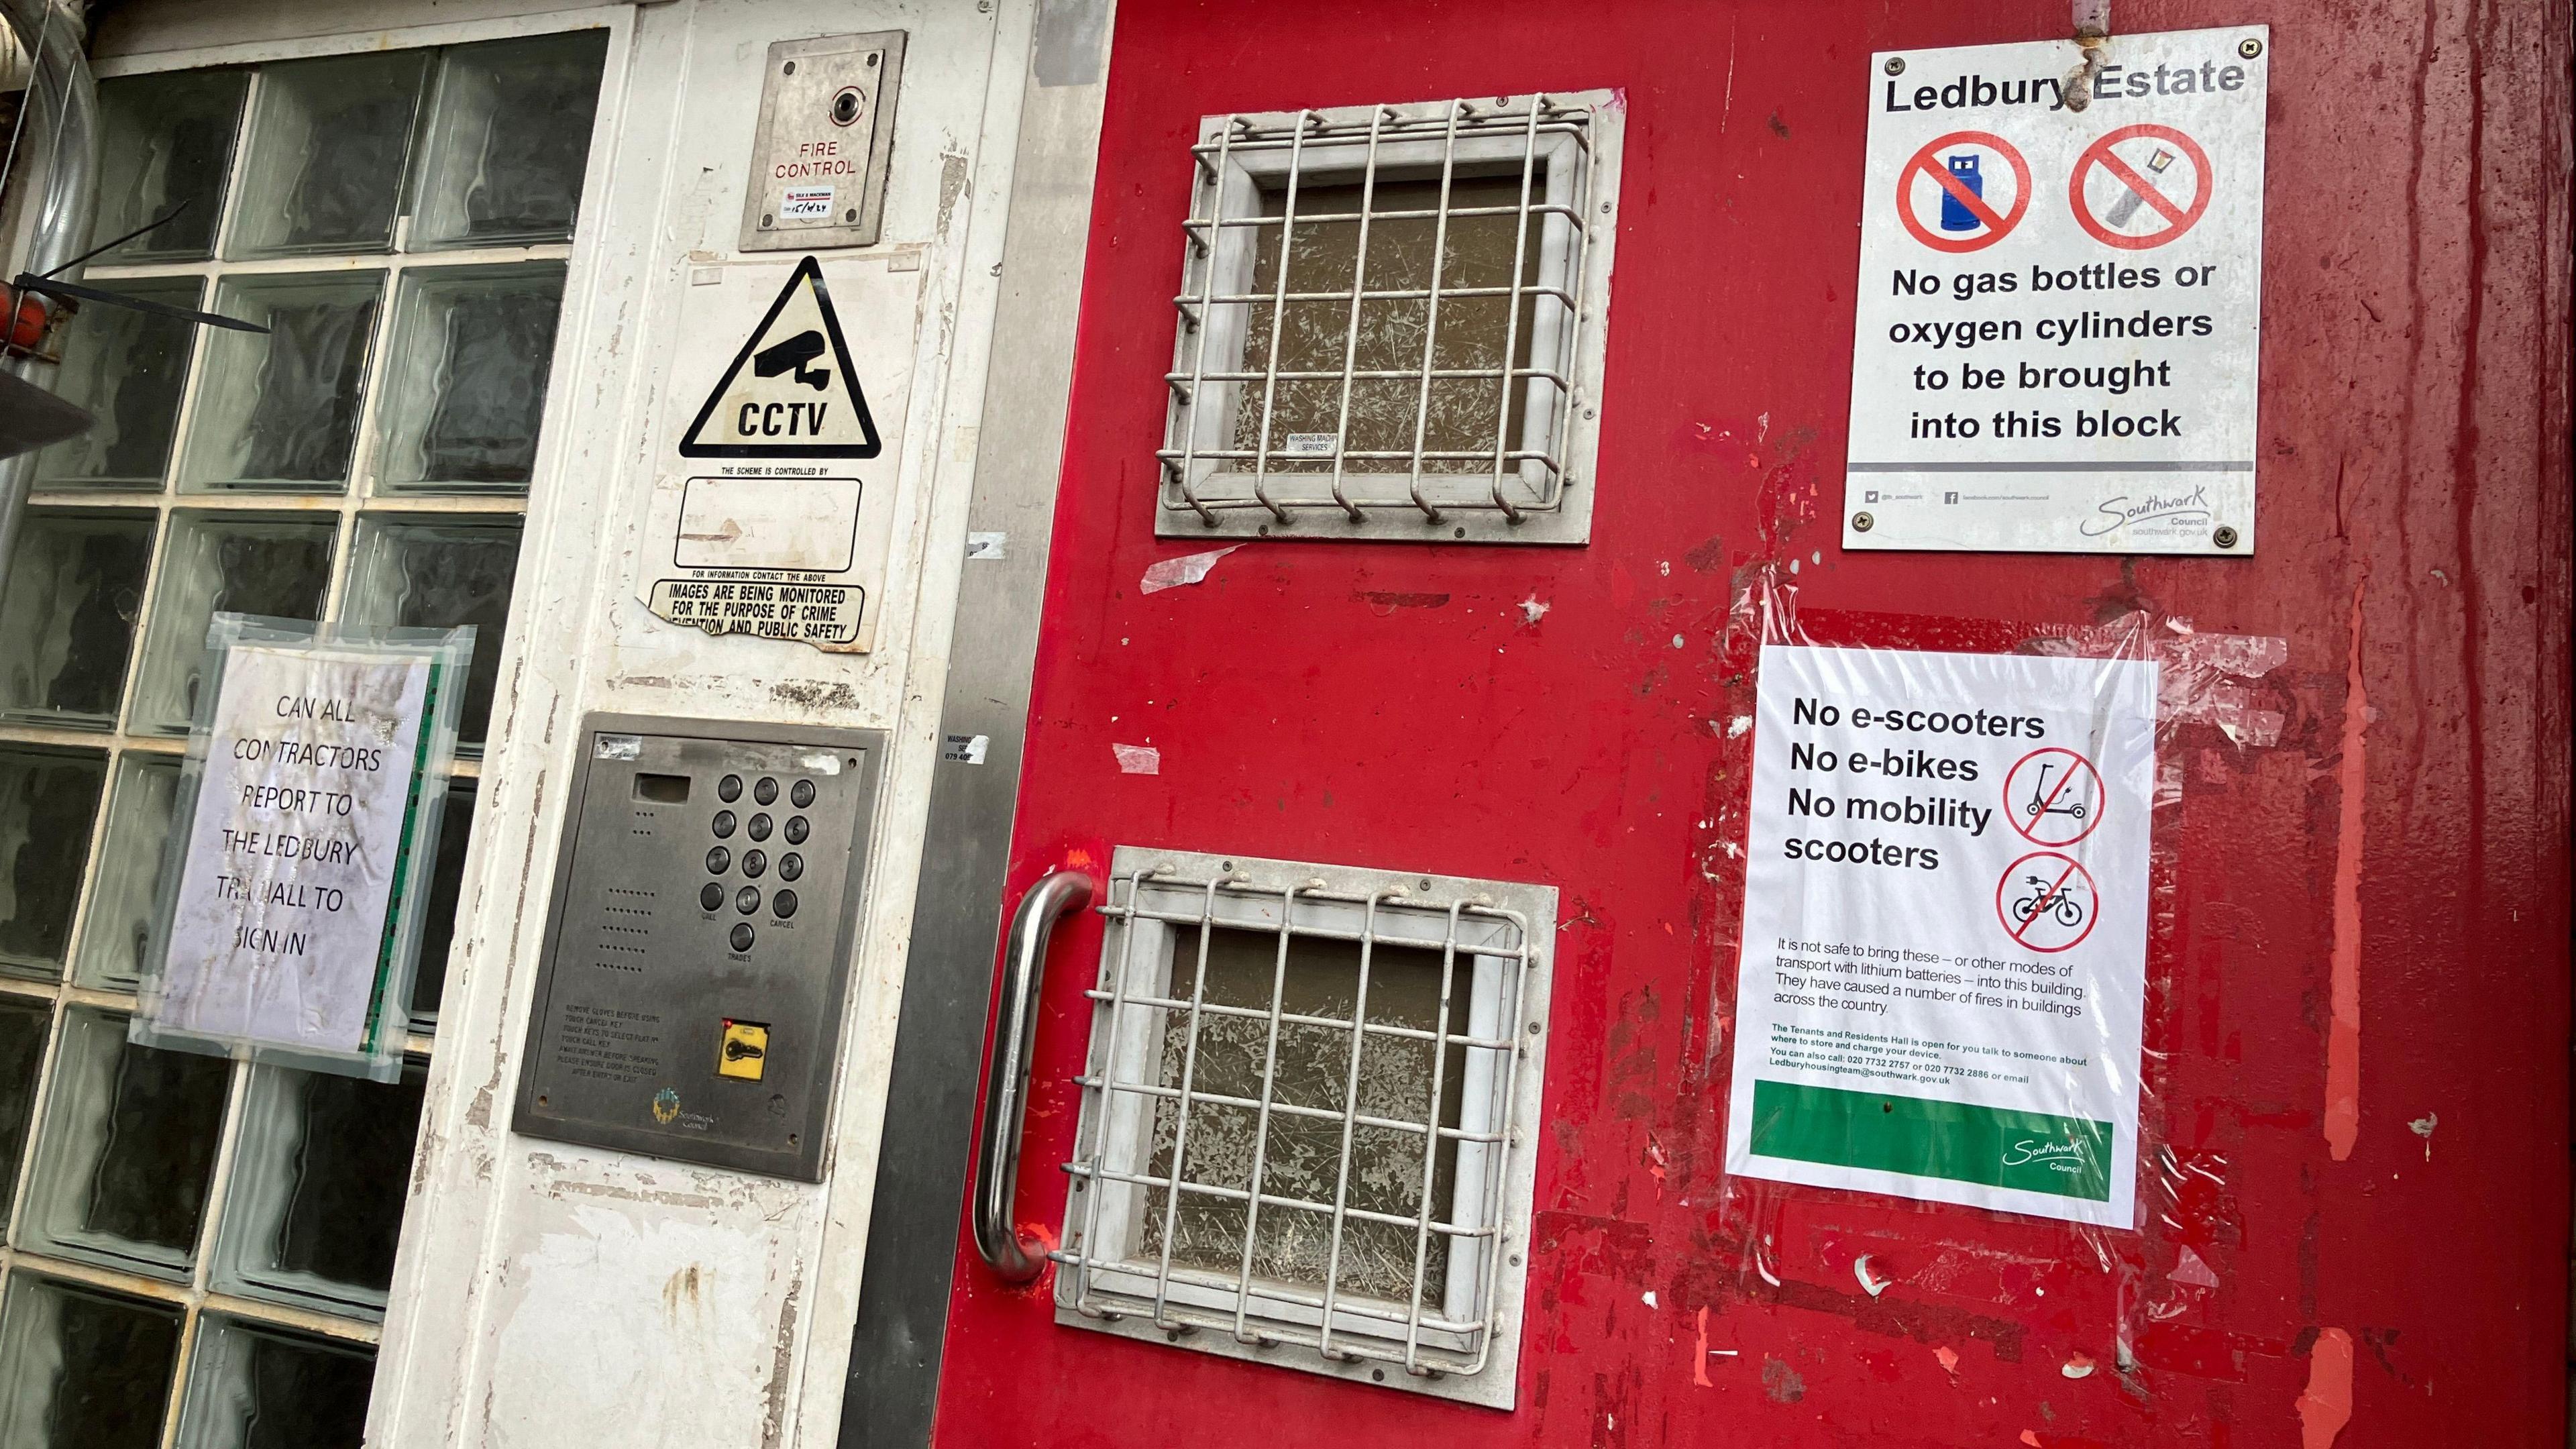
[932,1,2570,1445]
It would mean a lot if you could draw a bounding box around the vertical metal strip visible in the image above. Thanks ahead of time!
[839,14,1112,1440]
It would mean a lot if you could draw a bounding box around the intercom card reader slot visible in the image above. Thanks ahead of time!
[513,714,883,1180]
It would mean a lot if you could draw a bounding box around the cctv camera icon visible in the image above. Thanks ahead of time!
[754,330,830,390]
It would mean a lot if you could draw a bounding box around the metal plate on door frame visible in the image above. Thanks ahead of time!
[741,30,908,252]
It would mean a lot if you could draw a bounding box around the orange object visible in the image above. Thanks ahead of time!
[1,288,48,352]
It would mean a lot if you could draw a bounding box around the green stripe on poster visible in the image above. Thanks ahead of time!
[1748,1079,2114,1201]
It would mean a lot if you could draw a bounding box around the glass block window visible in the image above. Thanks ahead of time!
[1160,93,1622,545]
[1057,849,1556,1409]
[0,26,606,1442]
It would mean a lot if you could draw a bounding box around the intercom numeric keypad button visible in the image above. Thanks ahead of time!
[743,849,767,879]
[784,816,810,845]
[790,780,815,808]
[736,885,761,915]
[718,774,744,802]
[754,777,780,806]
[706,847,731,874]
[779,853,804,882]
[747,813,773,842]
[712,810,737,839]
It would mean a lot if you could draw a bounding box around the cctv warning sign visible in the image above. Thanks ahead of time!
[679,256,883,458]
[640,254,919,652]
[1844,28,2269,555]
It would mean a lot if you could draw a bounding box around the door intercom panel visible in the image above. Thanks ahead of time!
[513,714,883,1180]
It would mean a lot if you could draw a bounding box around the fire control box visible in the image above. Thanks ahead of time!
[513,714,883,1180]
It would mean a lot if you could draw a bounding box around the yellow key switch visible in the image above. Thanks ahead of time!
[718,1020,769,1081]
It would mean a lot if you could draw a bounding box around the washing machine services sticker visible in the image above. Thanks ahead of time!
[1721,643,2159,1228]
[1844,28,2269,555]
[637,254,921,653]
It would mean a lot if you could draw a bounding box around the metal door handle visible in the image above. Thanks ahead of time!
[971,869,1093,1282]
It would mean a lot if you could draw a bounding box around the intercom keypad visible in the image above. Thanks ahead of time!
[513,715,883,1181]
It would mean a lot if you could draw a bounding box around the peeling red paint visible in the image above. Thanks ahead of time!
[2296,1327,2354,1448]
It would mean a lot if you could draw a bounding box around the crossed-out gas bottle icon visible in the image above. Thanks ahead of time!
[1898,125,2213,252]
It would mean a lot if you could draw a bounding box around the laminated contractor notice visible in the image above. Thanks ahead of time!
[139,619,470,1081]
[1722,643,2158,1227]
[1843,27,2269,553]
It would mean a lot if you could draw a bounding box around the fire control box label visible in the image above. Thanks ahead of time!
[1843,27,2269,554]
[1722,643,2159,1228]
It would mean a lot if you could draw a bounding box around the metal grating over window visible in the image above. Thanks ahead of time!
[1055,849,1556,1408]
[1159,93,1623,545]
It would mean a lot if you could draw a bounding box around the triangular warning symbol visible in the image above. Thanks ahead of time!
[678,256,882,459]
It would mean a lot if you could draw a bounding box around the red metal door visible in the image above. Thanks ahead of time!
[929,1,2571,1444]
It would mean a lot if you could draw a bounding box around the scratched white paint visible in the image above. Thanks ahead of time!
[85,1,1050,1444]
[484,1173,804,1448]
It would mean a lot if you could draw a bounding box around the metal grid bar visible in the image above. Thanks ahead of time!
[1397,102,1465,524]
[1238,111,1315,524]
[1080,1265,1491,1348]
[1320,109,1384,523]
[1229,880,1301,1336]
[1157,95,1599,530]
[1183,114,1595,158]
[1067,1163,1496,1237]
[1312,888,1388,1354]
[1057,862,1537,1383]
[1399,903,1464,1366]
[1182,202,1587,232]
[1485,104,1544,521]
[1073,1000,1513,1051]
[1169,115,1238,526]
[1143,877,1222,1328]
[1066,857,1150,1313]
